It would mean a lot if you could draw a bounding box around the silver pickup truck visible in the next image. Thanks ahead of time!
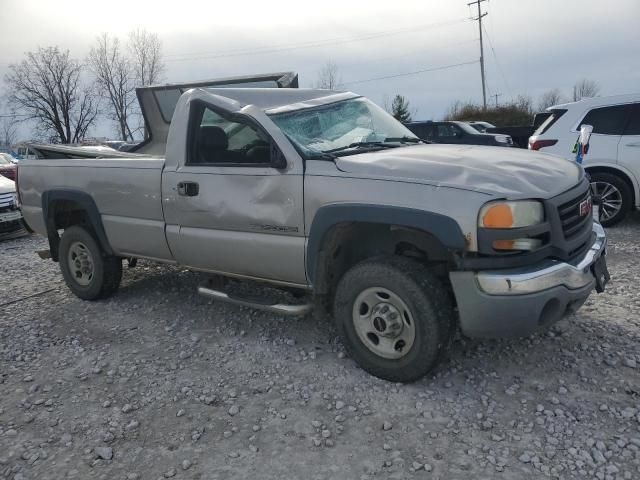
[18,74,609,382]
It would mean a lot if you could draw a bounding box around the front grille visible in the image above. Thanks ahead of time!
[557,188,592,239]
[0,192,16,210]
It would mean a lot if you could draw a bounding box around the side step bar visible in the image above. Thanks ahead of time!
[198,285,313,316]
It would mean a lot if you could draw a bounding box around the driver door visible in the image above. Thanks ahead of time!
[162,101,306,285]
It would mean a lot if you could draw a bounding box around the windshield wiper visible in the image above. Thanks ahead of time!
[384,136,422,144]
[324,141,400,154]
[307,151,338,160]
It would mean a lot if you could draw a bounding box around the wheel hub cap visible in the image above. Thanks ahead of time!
[371,303,403,337]
[67,241,94,286]
[352,287,416,360]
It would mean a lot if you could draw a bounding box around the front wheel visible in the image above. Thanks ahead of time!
[59,225,122,300]
[333,256,455,383]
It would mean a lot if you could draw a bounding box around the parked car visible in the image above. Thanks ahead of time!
[405,120,514,147]
[482,113,553,149]
[466,121,495,133]
[0,153,17,180]
[102,140,127,151]
[528,94,640,226]
[0,175,23,234]
[117,142,140,152]
[0,152,18,163]
[18,77,608,382]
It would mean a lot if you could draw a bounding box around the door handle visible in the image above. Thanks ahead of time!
[177,181,199,196]
[625,142,640,147]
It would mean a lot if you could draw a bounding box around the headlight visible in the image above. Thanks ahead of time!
[479,200,544,251]
[479,200,543,228]
[495,135,510,144]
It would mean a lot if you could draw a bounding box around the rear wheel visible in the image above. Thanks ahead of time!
[333,256,455,383]
[589,172,632,227]
[59,225,122,300]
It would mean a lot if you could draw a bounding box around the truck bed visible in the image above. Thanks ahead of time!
[19,155,173,261]
[26,143,159,159]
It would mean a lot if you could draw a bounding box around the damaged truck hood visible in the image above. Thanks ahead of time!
[334,144,583,198]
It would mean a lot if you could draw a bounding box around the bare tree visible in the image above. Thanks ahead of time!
[89,33,137,141]
[315,61,342,90]
[0,117,17,148]
[538,88,564,111]
[128,29,165,87]
[4,47,98,144]
[444,100,464,121]
[573,79,600,101]
[515,94,534,116]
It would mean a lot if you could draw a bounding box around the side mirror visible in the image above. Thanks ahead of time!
[270,144,287,169]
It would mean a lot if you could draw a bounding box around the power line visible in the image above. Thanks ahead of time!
[342,60,479,86]
[0,18,470,69]
[468,0,488,109]
[0,113,29,118]
[482,24,512,96]
[163,18,469,63]
[346,37,478,70]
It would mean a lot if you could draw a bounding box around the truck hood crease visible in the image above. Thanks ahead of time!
[334,144,583,197]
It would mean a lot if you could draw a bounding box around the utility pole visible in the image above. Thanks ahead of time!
[468,0,488,109]
[493,92,501,108]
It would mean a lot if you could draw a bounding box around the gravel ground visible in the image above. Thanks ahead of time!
[1,216,639,480]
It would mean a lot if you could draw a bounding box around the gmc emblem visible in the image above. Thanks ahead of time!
[579,197,592,217]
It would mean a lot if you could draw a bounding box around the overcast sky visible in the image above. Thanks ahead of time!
[1,0,638,140]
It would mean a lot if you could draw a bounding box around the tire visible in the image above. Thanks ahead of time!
[333,256,455,383]
[589,172,632,227]
[58,225,122,300]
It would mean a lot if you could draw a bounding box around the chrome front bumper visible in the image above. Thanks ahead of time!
[476,222,607,295]
[449,221,607,338]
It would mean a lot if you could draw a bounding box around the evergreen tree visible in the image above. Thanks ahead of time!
[391,95,412,122]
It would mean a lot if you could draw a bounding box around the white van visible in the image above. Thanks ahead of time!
[528,94,640,226]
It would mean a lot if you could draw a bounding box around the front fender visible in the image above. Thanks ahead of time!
[306,203,466,284]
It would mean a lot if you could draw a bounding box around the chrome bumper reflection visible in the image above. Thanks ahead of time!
[477,222,606,295]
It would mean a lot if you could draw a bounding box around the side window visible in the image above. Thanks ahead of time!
[410,125,428,140]
[623,103,640,136]
[437,124,459,138]
[423,125,436,141]
[189,106,271,165]
[577,105,630,135]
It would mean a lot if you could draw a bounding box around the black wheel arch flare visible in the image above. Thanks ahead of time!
[306,203,467,286]
[42,189,113,262]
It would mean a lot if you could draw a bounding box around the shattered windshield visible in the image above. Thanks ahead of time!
[269,97,420,157]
